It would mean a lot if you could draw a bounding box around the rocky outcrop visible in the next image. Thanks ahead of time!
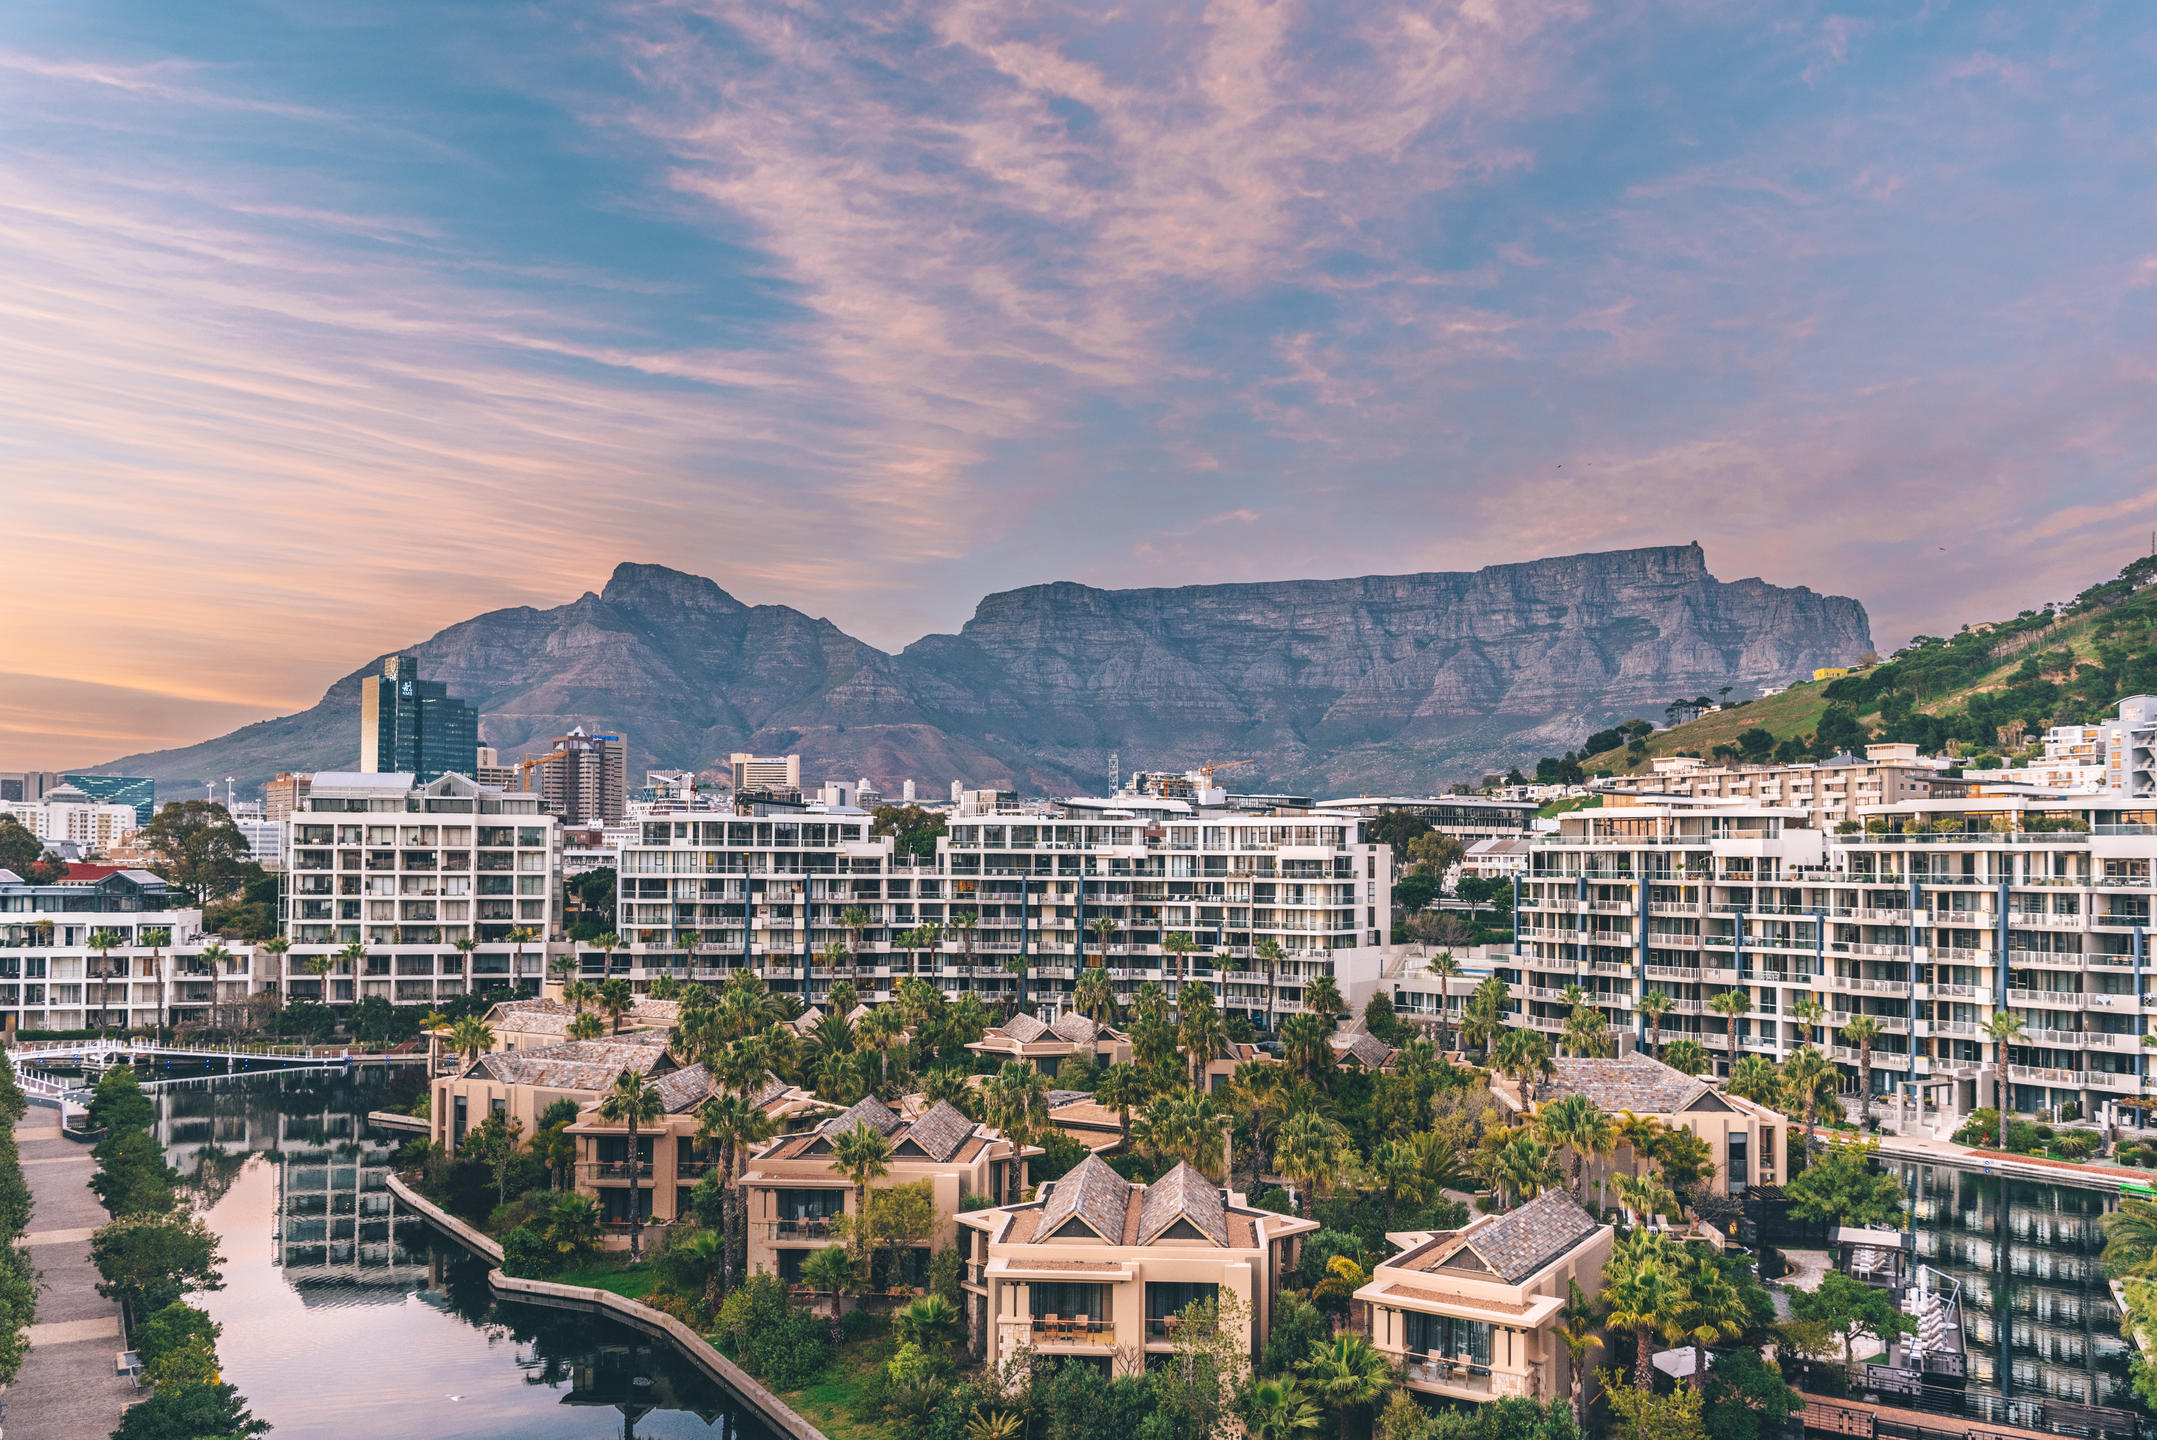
[96,545,1870,796]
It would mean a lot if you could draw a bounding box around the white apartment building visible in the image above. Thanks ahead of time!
[609,794,1391,1024]
[1,785,141,853]
[730,752,801,795]
[1510,792,2157,1125]
[281,772,557,1007]
[1591,745,1969,826]
[0,865,260,1032]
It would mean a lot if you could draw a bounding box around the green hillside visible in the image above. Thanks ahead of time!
[1538,552,2157,782]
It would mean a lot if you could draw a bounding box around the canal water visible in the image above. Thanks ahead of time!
[129,1067,778,1440]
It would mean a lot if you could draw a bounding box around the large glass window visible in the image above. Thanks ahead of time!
[1030,1282,1107,1319]
[1728,1131,1749,1192]
[1404,1313,1491,1366]
[1146,1281,1218,1334]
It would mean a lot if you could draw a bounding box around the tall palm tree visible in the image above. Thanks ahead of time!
[1782,1046,1836,1153]
[568,1011,606,1041]
[1253,937,1285,1030]
[1637,989,1673,1059]
[592,931,623,983]
[1613,1171,1678,1228]
[1603,1230,1680,1387]
[1663,1038,1710,1077]
[829,1121,894,1267]
[598,977,635,1035]
[1087,916,1121,971]
[1493,1027,1555,1105]
[1426,950,1462,1052]
[696,1092,774,1289]
[1563,1002,1615,1058]
[449,1015,495,1068]
[1491,1134,1562,1206]
[599,1069,666,1259]
[1670,1253,1747,1390]
[141,927,173,1037]
[1708,988,1751,1079]
[1161,930,1197,1001]
[983,1061,1049,1200]
[801,1244,855,1339]
[454,934,479,992]
[948,910,979,973]
[334,938,367,1016]
[1297,1335,1392,1440]
[1305,975,1345,1029]
[86,928,123,1034]
[1727,1055,1781,1105]
[1554,1280,1602,1430]
[1227,1060,1289,1195]
[193,941,228,1035]
[506,926,539,987]
[1839,1014,1882,1127]
[258,935,290,1028]
[303,955,337,1045]
[1983,1010,2027,1150]
[1134,1090,1226,1179]
[1094,1062,1147,1151]
[1072,967,1118,1025]
[839,907,872,978]
[1280,1013,1332,1085]
[1790,993,1828,1045]
[1616,1111,1664,1175]
[1273,1110,1350,1219]
[1536,1094,1617,1207]
[2101,1195,2157,1278]
[858,1005,905,1094]
[1177,981,1225,1089]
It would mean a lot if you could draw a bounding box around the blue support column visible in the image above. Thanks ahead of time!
[801,879,812,1005]
[1511,873,1521,958]
[1018,873,1031,1013]
[2138,925,2147,1086]
[1908,875,1922,1096]
[1575,872,1587,972]
[1635,875,1649,1052]
[1995,879,2010,1011]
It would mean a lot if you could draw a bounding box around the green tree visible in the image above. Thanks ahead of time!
[1603,1375,1707,1440]
[1663,1039,1710,1077]
[1669,1253,1748,1390]
[830,1121,895,1266]
[1783,1136,1908,1230]
[111,1381,270,1440]
[872,804,948,861]
[1244,1377,1323,1440]
[1983,1010,2027,1149]
[90,1212,224,1316]
[1838,1015,1881,1125]
[1536,1094,1617,1207]
[597,1069,664,1259]
[1297,1334,1394,1440]
[448,1014,494,1068]
[983,1062,1049,1199]
[1707,989,1751,1078]
[800,1244,855,1337]
[598,975,634,1033]
[1726,1055,1780,1106]
[1275,1111,1353,1220]
[139,800,254,902]
[1094,1062,1148,1150]
[1700,1350,1800,1440]
[464,1110,526,1210]
[1554,1279,1603,1432]
[87,1065,156,1133]
[695,1091,775,1289]
[1603,1230,1682,1388]
[1780,1047,1837,1153]
[1789,1270,1913,1369]
[1494,1027,1555,1104]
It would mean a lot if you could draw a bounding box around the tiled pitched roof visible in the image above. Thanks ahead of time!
[998,1013,1051,1044]
[1332,1031,1396,1069]
[470,1039,674,1090]
[1538,1052,1710,1114]
[1049,1011,1099,1044]
[1035,1154,1132,1243]
[1137,1161,1228,1247]
[902,1100,976,1162]
[653,1065,718,1113]
[818,1095,903,1137]
[1452,1191,1599,1283]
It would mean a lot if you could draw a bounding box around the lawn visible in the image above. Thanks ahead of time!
[766,1333,896,1440]
[552,1258,660,1300]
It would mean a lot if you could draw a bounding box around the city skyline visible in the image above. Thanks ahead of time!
[7,3,2157,767]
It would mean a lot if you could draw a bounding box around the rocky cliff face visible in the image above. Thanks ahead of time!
[98,545,1870,796]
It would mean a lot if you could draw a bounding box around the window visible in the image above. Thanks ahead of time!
[1404,1313,1490,1365]
[1030,1282,1107,1319]
[1728,1130,1749,1192]
[1146,1281,1218,1333]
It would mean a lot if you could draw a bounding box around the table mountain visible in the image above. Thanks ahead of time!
[94,543,1870,798]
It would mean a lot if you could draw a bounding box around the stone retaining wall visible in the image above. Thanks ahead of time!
[384,1174,823,1440]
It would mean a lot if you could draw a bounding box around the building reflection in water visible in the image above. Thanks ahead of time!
[1899,1161,2135,1412]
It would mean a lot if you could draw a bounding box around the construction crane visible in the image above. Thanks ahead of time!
[1198,759,1256,785]
[517,749,565,793]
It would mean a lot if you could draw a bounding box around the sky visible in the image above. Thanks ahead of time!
[5,1,2157,769]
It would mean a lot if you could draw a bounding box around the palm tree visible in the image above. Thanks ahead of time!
[302,955,337,1045]
[1553,1280,1602,1430]
[1493,1027,1555,1104]
[1603,1230,1680,1387]
[1135,1091,1226,1178]
[2101,1196,2157,1277]
[449,1015,494,1068]
[1536,1094,1617,1207]
[86,928,122,1035]
[1782,1047,1836,1152]
[1563,1003,1615,1058]
[1280,1013,1333,1085]
[1460,975,1512,1060]
[1708,988,1751,1079]
[1253,937,1285,1030]
[599,1069,665,1259]
[801,1243,855,1339]
[563,977,599,1015]
[1491,1134,1562,1206]
[1178,981,1225,1089]
[1244,1377,1322,1440]
[839,907,873,978]
[983,1062,1049,1200]
[1663,1038,1710,1077]
[1983,1010,2027,1150]
[568,1011,605,1041]
[829,1121,894,1266]
[1637,989,1673,1058]
[1093,1062,1146,1150]
[592,931,623,983]
[1840,1014,1882,1127]
[1616,1111,1664,1175]
[948,910,979,973]
[1087,916,1121,971]
[696,1092,775,1289]
[454,934,480,993]
[1274,1110,1351,1219]
[193,941,228,1036]
[1670,1253,1747,1390]
[1305,974,1345,1028]
[1296,1335,1392,1440]
[1227,1060,1289,1195]
[1790,993,1828,1045]
[1161,930,1197,1000]
[506,925,539,985]
[142,927,173,1037]
[858,1005,905,1094]
[1613,1171,1678,1228]
[1072,967,1118,1025]
[1426,950,1462,1052]
[258,935,290,1029]
[1727,1055,1781,1105]
[599,976,634,1035]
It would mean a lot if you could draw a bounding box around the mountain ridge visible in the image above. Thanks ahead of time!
[92,543,1872,797]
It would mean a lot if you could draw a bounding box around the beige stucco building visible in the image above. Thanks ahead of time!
[1492,1052,1790,1196]
[1355,1190,1613,1406]
[566,1070,809,1235]
[967,1010,1131,1077]
[430,1034,676,1152]
[957,1155,1318,1372]
[740,1096,1032,1290]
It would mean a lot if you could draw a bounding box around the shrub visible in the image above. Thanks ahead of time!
[716,1273,830,1389]
[500,1225,559,1279]
[1252,1187,1294,1215]
[842,1306,882,1341]
[960,1191,998,1211]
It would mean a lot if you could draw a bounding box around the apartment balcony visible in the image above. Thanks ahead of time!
[763,1218,840,1240]
[1647,934,1703,950]
[1026,1318,1113,1346]
[1401,1356,1500,1399]
[2009,1063,2089,1087]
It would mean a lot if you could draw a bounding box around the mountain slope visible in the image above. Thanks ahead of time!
[94,545,1871,797]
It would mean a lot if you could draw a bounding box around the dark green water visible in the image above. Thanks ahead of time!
[138,1068,778,1440]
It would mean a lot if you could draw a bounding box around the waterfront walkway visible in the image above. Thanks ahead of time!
[8,1114,133,1438]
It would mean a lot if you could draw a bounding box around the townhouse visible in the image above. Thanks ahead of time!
[957,1155,1318,1372]
[967,1010,1129,1076]
[1354,1190,1612,1406]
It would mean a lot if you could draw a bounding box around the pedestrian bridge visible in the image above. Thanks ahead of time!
[9,1038,354,1107]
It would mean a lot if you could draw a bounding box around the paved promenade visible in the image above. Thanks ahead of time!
[7,1112,133,1438]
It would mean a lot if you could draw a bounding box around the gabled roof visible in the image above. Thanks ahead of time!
[818,1095,902,1137]
[1034,1154,1132,1244]
[897,1100,976,1162]
[1535,1052,1714,1115]
[1137,1162,1228,1247]
[469,1039,677,1091]
[997,1013,1051,1044]
[1332,1031,1396,1070]
[1439,1191,1599,1284]
[652,1065,718,1113]
[1049,1011,1101,1044]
